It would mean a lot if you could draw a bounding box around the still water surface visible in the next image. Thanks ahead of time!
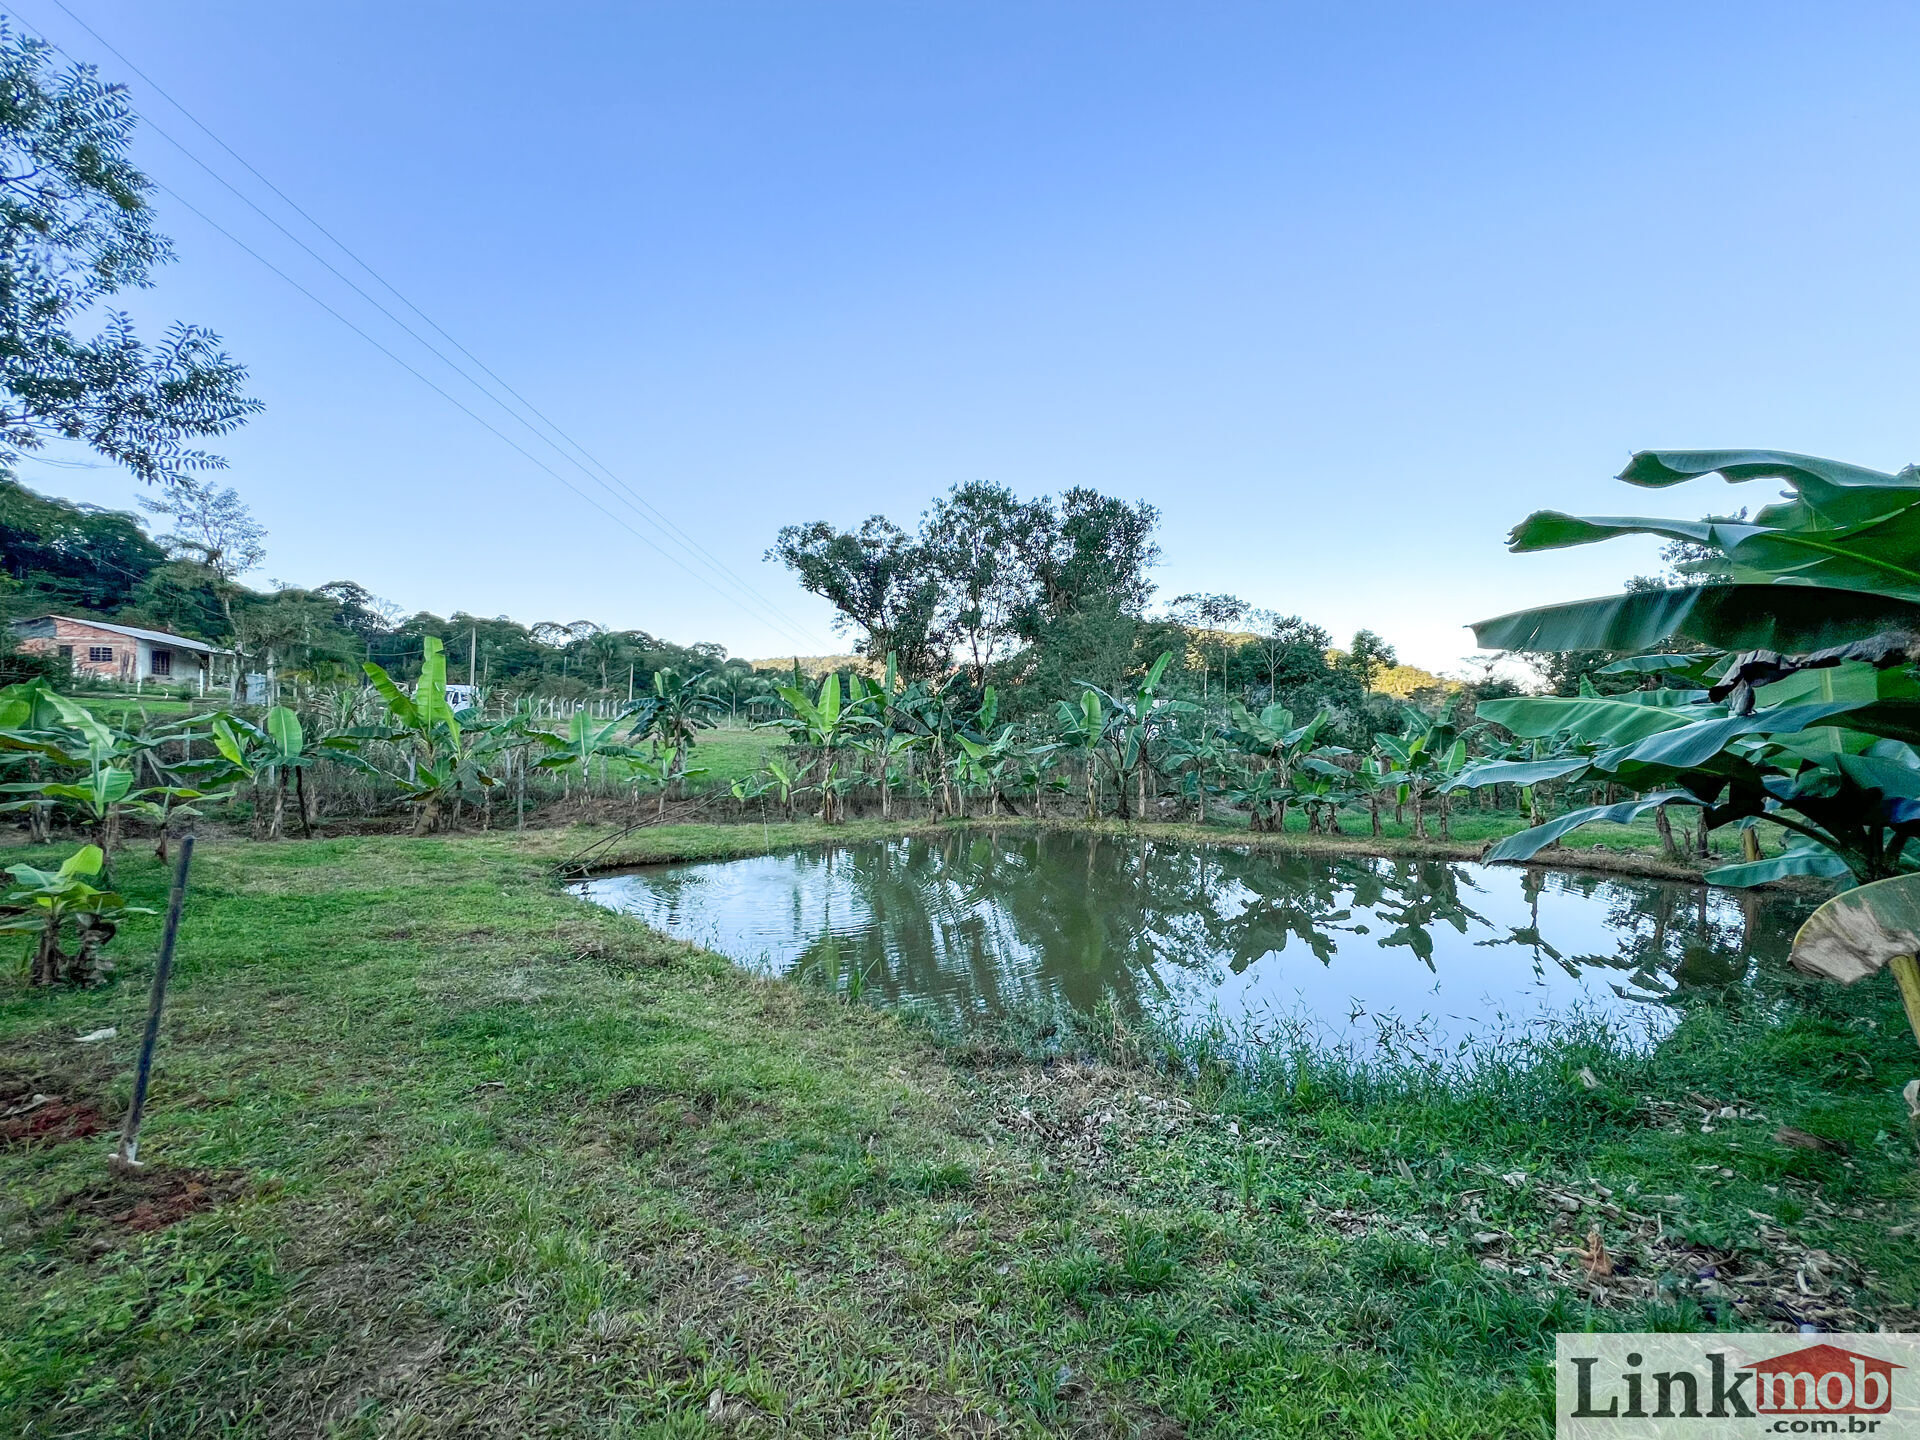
[574,831,1812,1051]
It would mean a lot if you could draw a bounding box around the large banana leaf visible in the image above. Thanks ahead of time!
[1706,848,1856,889]
[266,706,304,762]
[1789,872,1920,984]
[363,660,423,729]
[415,636,459,748]
[1595,701,1863,775]
[1509,513,1759,554]
[1473,584,1920,655]
[1752,662,1920,746]
[1484,791,1698,863]
[1446,755,1594,790]
[1619,446,1904,492]
[1475,694,1714,745]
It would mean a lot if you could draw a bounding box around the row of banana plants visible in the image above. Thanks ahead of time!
[0,636,743,857]
[738,651,1517,837]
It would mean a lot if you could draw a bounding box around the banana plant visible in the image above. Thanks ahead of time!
[1075,651,1185,821]
[844,653,918,819]
[759,755,810,822]
[206,706,318,839]
[954,726,1023,818]
[773,672,867,823]
[1461,449,1920,884]
[1051,688,1111,820]
[1474,450,1920,656]
[0,844,152,986]
[1162,726,1236,824]
[1224,701,1335,832]
[624,668,725,791]
[342,636,492,834]
[0,692,219,852]
[1373,702,1470,841]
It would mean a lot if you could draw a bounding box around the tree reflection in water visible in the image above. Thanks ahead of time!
[579,830,1813,1044]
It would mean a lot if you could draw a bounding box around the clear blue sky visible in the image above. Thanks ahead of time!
[13,2,1920,669]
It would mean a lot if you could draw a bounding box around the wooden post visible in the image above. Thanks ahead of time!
[1890,955,1920,1049]
[113,836,194,1170]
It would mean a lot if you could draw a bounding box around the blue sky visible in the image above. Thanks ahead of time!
[13,2,1920,669]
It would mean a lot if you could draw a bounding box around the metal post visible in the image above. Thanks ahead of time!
[113,835,194,1170]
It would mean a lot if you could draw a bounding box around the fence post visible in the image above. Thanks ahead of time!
[112,835,195,1171]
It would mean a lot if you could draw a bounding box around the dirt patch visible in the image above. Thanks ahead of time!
[1,1092,109,1145]
[65,1166,248,1233]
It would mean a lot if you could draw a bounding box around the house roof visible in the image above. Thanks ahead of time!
[9,615,227,654]
[1745,1343,1903,1373]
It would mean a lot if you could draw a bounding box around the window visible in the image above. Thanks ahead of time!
[56,645,71,660]
[87,646,113,663]
[151,649,172,677]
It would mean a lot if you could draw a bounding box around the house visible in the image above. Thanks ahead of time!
[9,615,228,690]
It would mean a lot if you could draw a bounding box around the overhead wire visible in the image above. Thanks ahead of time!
[11,3,830,653]
[43,0,798,640]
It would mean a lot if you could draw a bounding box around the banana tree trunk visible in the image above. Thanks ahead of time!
[1655,802,1679,860]
[30,924,62,986]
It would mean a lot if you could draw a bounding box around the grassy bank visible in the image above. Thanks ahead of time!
[2,824,1916,1437]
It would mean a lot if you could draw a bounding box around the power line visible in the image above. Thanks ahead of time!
[146,175,805,634]
[44,0,795,636]
[11,3,830,652]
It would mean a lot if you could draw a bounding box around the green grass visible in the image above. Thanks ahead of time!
[1,821,1914,1437]
[682,726,786,786]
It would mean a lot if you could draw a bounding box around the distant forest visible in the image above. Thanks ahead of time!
[3,475,1469,734]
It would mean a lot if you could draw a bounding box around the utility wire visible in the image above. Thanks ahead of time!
[148,175,806,635]
[46,0,793,635]
[13,3,829,653]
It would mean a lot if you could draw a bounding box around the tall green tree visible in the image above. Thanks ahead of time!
[0,27,258,485]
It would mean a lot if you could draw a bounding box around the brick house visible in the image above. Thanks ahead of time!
[9,615,227,689]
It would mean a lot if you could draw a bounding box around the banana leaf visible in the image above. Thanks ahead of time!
[1483,791,1700,863]
[1509,513,1760,554]
[1447,755,1597,790]
[1753,662,1920,746]
[1472,584,1920,655]
[1475,694,1715,745]
[1705,848,1855,890]
[1789,872,1920,984]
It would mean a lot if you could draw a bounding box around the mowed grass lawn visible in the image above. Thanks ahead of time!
[1,823,1915,1437]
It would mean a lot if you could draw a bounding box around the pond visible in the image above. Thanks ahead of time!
[573,830,1814,1054]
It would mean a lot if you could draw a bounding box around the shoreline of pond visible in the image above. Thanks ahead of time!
[554,815,1832,894]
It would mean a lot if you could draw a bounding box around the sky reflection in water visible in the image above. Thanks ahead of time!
[574,831,1813,1052]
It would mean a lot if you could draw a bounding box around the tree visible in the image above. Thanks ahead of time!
[0,28,258,486]
[922,481,1036,687]
[136,478,265,633]
[0,475,163,611]
[1340,630,1397,693]
[768,516,945,678]
[772,485,1163,689]
[1245,611,1334,701]
[1166,592,1249,701]
[1016,487,1161,634]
